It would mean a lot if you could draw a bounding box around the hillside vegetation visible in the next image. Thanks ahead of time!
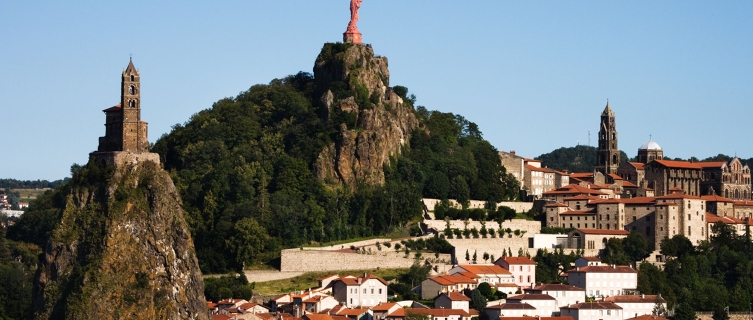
[151,43,519,273]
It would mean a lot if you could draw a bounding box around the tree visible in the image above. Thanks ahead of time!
[449,176,470,209]
[465,249,470,263]
[477,282,493,300]
[712,307,730,320]
[473,250,478,263]
[673,303,696,320]
[601,238,630,266]
[623,231,651,265]
[660,235,694,259]
[651,296,668,317]
[469,289,488,312]
[483,252,490,263]
[225,217,269,269]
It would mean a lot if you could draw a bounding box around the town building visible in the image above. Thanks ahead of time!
[331,274,388,308]
[524,284,587,309]
[494,256,537,288]
[420,275,477,300]
[566,265,637,298]
[604,294,666,319]
[560,302,623,320]
[434,292,470,313]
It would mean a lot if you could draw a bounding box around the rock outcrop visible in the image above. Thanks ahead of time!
[31,158,208,320]
[313,43,419,189]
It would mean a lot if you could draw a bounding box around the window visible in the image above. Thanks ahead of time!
[379,289,382,294]
[633,216,636,222]
[130,75,134,81]
[371,289,374,294]
[363,289,366,294]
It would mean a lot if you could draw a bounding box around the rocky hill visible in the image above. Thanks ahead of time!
[313,44,418,189]
[31,158,208,319]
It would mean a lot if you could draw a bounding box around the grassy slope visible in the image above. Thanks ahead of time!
[252,268,408,295]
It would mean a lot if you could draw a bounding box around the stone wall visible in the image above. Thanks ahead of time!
[424,219,541,235]
[446,236,599,264]
[91,151,161,167]
[280,248,451,272]
[422,199,533,213]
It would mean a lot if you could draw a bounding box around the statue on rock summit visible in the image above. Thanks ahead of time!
[344,0,363,44]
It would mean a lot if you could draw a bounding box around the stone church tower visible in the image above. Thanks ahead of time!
[596,102,619,175]
[97,59,149,153]
[93,59,158,166]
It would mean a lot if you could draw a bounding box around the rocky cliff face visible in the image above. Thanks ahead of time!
[31,157,208,320]
[313,44,418,189]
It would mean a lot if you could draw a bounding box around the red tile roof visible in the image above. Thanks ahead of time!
[734,200,753,206]
[527,284,585,292]
[656,193,701,200]
[440,291,471,301]
[592,197,656,205]
[428,275,477,285]
[605,295,665,303]
[574,229,629,235]
[706,213,745,224]
[545,202,569,208]
[564,302,622,309]
[564,195,601,201]
[304,314,335,320]
[581,256,601,261]
[371,302,399,312]
[337,308,370,316]
[543,184,607,196]
[569,173,594,179]
[628,162,645,170]
[507,294,556,300]
[500,256,536,265]
[486,303,536,310]
[651,160,702,170]
[608,174,623,180]
[103,104,121,112]
[701,195,734,203]
[568,265,636,273]
[405,309,471,317]
[455,264,512,275]
[696,161,728,169]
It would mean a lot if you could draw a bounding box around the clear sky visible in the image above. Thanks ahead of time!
[2,1,752,181]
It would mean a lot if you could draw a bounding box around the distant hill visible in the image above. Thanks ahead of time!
[535,145,629,173]
[536,147,752,174]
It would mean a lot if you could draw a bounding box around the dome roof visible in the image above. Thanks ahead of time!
[640,140,662,150]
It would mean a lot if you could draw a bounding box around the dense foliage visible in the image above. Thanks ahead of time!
[0,178,68,189]
[0,223,42,319]
[535,145,629,173]
[637,223,753,313]
[152,66,519,272]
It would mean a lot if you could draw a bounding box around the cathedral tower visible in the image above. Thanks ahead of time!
[596,102,619,175]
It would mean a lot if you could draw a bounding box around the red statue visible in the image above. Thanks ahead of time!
[344,0,363,44]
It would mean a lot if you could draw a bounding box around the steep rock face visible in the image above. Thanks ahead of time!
[31,158,208,320]
[313,44,418,189]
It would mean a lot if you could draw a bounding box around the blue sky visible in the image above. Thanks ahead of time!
[2,1,752,180]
